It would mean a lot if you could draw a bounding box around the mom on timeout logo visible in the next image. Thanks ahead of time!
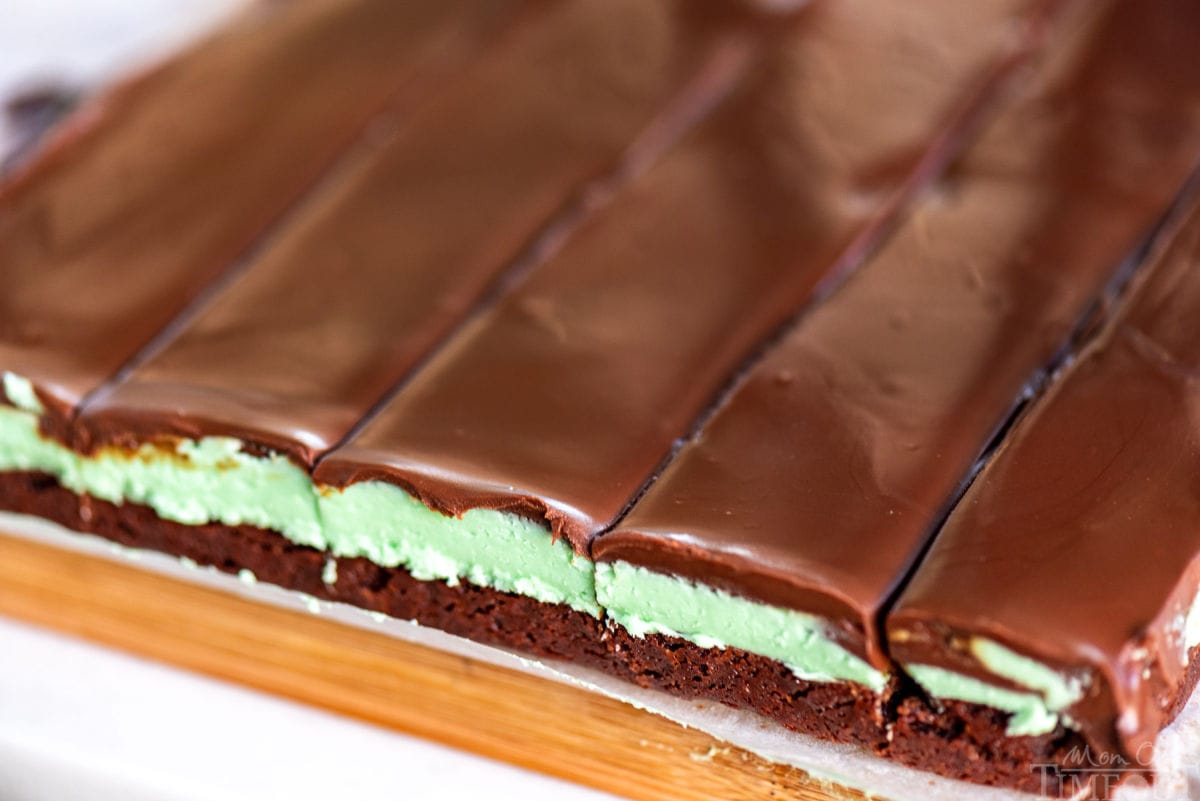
[1030,743,1200,800]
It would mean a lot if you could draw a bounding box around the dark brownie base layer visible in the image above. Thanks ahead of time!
[888,645,1200,796]
[888,690,1094,795]
[604,625,890,749]
[3,469,1198,793]
[0,471,608,667]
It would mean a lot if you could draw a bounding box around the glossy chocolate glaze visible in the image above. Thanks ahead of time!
[888,209,1200,763]
[314,0,1044,551]
[599,0,1200,668]
[888,203,1200,766]
[76,0,747,466]
[0,0,523,425]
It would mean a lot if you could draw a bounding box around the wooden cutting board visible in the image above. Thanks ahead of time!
[0,530,864,801]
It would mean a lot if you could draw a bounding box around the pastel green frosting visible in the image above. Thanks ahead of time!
[0,392,77,482]
[2,372,43,415]
[970,638,1085,712]
[319,481,597,614]
[595,560,888,691]
[905,664,1059,737]
[80,436,323,547]
[0,378,323,545]
[905,638,1087,737]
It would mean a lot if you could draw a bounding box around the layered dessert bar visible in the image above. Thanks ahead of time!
[4,0,1200,796]
[887,198,1200,794]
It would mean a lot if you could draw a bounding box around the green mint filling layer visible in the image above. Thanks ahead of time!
[2,372,44,415]
[80,437,324,547]
[595,560,888,691]
[318,481,598,615]
[905,638,1087,738]
[905,664,1059,737]
[971,638,1086,712]
[0,403,323,547]
[0,401,78,480]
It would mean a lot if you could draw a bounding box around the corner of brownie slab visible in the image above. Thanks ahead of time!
[882,663,1200,797]
[882,618,1158,793]
[886,682,1116,795]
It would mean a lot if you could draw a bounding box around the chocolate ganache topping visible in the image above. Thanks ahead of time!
[314,0,1044,551]
[600,0,1200,670]
[0,0,527,429]
[77,0,751,466]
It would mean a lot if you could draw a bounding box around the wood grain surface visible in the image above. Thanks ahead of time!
[0,531,865,801]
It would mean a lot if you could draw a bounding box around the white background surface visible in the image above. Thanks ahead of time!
[0,3,616,799]
[0,616,617,801]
